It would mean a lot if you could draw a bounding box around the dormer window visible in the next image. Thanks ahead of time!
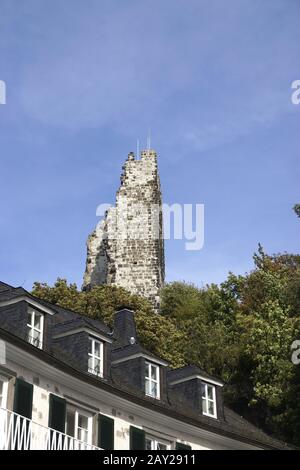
[27,307,44,349]
[145,362,160,399]
[202,383,217,418]
[88,337,103,377]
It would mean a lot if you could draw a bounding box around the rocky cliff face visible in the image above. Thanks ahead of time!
[83,149,165,311]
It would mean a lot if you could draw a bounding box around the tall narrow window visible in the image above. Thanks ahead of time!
[88,337,103,377]
[202,383,217,418]
[76,413,89,443]
[146,436,169,450]
[145,362,160,399]
[65,405,92,447]
[27,308,44,349]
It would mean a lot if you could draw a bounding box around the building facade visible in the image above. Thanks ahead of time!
[83,149,165,311]
[0,281,289,450]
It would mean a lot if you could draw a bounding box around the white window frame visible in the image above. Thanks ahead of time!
[202,382,217,419]
[74,409,92,445]
[145,361,160,400]
[0,376,8,409]
[145,435,170,450]
[66,405,93,446]
[88,337,104,377]
[27,307,44,349]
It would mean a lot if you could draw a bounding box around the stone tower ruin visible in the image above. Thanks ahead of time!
[83,149,165,311]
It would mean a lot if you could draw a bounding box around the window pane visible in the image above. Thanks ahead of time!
[88,355,94,371]
[151,382,157,397]
[78,414,88,430]
[27,310,32,326]
[151,365,157,380]
[146,439,152,450]
[34,313,42,330]
[145,378,151,395]
[82,429,88,443]
[145,363,150,378]
[207,386,214,400]
[88,338,93,354]
[94,358,101,375]
[94,341,101,357]
[208,401,215,416]
[27,327,41,346]
[202,398,208,414]
[31,329,41,347]
[77,412,89,444]
[78,427,88,443]
[33,329,40,340]
[157,442,167,450]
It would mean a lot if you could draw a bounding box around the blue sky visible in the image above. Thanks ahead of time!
[0,0,299,291]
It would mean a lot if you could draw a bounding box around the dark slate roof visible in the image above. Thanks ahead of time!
[168,364,224,385]
[111,342,169,365]
[223,407,292,450]
[52,315,112,338]
[0,283,58,312]
[0,281,111,337]
[32,297,111,336]
[112,308,137,348]
[0,285,28,300]
[0,281,14,293]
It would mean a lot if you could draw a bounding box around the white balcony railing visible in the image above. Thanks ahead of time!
[0,408,101,450]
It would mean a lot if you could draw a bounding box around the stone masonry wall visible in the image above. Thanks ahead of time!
[83,149,165,311]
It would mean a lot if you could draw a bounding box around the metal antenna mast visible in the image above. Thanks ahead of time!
[147,128,151,151]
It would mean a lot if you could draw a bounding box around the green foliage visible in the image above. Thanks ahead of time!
[160,280,240,380]
[162,247,300,444]
[240,300,296,407]
[159,282,206,321]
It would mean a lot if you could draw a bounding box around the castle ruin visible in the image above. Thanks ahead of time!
[83,149,165,310]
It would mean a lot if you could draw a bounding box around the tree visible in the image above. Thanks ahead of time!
[161,248,300,445]
[160,280,241,380]
[228,248,300,439]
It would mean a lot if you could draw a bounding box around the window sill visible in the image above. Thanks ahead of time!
[145,392,160,401]
[202,412,218,419]
[88,369,103,379]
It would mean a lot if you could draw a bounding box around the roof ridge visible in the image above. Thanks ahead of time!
[0,281,14,292]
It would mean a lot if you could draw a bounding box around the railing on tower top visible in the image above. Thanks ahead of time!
[0,408,101,450]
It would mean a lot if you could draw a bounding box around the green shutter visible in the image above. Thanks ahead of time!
[48,394,66,432]
[176,442,192,450]
[13,378,33,419]
[98,414,114,449]
[130,426,145,450]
